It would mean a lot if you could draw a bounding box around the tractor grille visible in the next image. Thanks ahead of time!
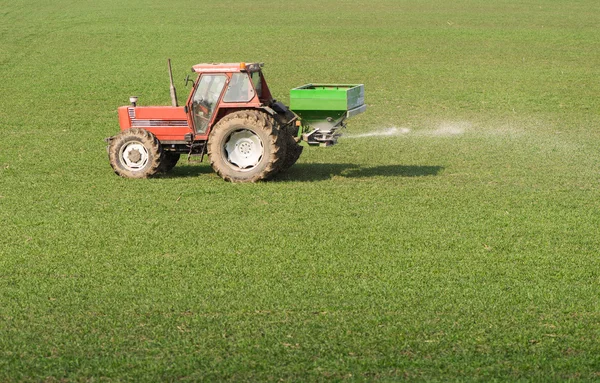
[128,108,135,119]
[131,119,188,127]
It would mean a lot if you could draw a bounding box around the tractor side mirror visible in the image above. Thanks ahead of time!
[184,74,193,87]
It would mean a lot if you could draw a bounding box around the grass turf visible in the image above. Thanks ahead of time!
[1,0,600,381]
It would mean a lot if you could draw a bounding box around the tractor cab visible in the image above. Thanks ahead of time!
[187,63,274,136]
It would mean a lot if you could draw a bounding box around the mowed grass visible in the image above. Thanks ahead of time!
[1,0,600,380]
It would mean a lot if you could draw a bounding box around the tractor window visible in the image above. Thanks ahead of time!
[223,73,255,103]
[191,74,227,133]
[250,72,262,98]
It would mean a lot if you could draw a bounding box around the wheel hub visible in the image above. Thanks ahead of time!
[128,149,142,163]
[225,129,263,169]
[238,141,252,155]
[120,142,149,171]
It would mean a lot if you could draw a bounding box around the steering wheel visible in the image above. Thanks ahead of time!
[194,99,210,116]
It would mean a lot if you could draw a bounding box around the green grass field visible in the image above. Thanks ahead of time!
[2,0,600,381]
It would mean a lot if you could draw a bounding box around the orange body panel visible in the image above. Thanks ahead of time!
[118,106,192,142]
[133,106,187,120]
[118,107,131,128]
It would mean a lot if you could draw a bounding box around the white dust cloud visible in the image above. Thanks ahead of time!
[344,121,470,139]
[423,121,470,136]
[344,127,411,138]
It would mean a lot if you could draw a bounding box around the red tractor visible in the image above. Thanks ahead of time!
[107,61,365,182]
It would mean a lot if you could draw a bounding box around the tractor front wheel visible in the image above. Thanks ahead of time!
[108,128,162,178]
[208,110,286,182]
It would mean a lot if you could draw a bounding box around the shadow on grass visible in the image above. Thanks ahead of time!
[161,162,214,178]
[161,162,443,181]
[276,163,444,182]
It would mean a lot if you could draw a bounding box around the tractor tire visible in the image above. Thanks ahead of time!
[207,110,287,182]
[158,152,180,173]
[280,133,303,171]
[108,128,162,178]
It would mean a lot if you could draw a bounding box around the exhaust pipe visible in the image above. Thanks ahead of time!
[168,58,178,107]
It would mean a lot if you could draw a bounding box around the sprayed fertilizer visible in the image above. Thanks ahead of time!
[344,121,469,139]
[345,127,411,138]
[424,121,469,136]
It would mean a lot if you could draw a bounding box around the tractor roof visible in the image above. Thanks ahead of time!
[192,62,263,73]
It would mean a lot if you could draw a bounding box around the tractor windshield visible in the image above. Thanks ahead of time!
[191,74,227,133]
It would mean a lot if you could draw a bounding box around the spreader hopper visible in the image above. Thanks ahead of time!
[290,84,366,146]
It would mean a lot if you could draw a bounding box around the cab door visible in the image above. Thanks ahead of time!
[186,74,228,135]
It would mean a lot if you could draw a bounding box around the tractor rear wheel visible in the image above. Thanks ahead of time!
[108,128,162,178]
[207,110,286,182]
[280,133,303,171]
[159,152,180,173]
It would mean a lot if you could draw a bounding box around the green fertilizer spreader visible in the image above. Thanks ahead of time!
[290,84,366,146]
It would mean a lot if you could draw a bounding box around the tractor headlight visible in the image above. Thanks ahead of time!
[129,96,138,107]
